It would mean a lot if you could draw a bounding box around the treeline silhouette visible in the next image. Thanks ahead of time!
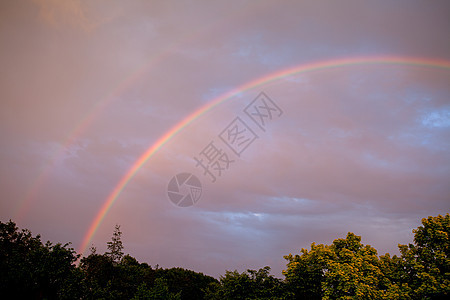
[0,213,448,299]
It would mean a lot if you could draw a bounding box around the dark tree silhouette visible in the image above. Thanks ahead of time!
[105,224,124,264]
[1,213,448,299]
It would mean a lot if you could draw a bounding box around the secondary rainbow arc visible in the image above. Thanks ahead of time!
[13,1,265,222]
[78,55,450,256]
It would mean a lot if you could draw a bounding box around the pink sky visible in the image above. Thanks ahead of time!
[1,0,449,278]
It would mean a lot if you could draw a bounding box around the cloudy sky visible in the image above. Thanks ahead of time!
[1,0,449,278]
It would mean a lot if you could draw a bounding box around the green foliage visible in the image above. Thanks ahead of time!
[1,213,448,299]
[381,214,450,299]
[208,266,286,299]
[324,233,385,299]
[411,214,449,298]
[283,233,385,299]
[130,278,181,300]
[156,267,218,300]
[283,243,331,299]
[79,247,216,299]
[283,214,450,299]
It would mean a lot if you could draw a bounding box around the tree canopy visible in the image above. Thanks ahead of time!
[283,214,449,299]
[1,213,448,299]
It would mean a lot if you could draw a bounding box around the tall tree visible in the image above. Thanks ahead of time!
[395,214,450,299]
[284,233,387,299]
[106,224,124,264]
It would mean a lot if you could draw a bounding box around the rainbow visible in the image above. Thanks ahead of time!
[13,0,268,223]
[78,55,450,256]
[12,61,155,222]
[13,35,208,222]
